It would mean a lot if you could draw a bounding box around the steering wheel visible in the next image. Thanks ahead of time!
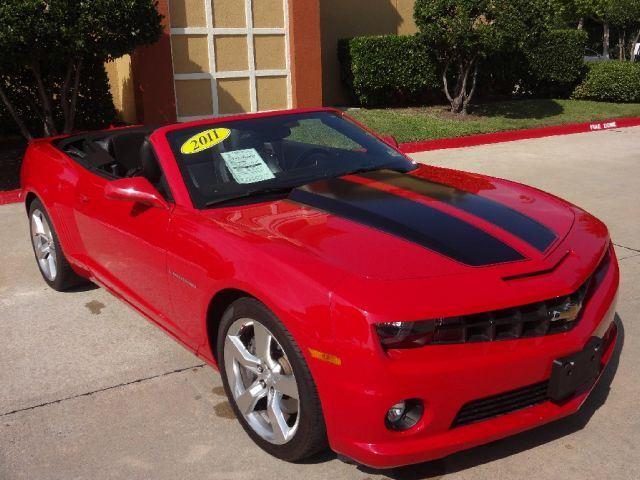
[290,148,333,170]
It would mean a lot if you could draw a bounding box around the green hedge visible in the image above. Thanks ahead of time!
[573,61,640,103]
[527,30,588,85]
[0,61,117,138]
[481,29,588,98]
[339,30,588,107]
[339,35,439,107]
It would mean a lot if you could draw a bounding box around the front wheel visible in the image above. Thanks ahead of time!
[217,298,327,461]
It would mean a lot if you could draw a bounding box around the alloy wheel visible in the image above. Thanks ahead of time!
[224,318,300,445]
[30,209,57,281]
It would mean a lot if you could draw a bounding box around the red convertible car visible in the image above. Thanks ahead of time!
[21,108,618,468]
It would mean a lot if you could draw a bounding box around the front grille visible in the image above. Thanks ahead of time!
[429,279,591,345]
[452,381,550,428]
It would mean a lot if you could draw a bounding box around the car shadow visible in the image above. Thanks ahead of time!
[64,282,99,293]
[357,314,625,480]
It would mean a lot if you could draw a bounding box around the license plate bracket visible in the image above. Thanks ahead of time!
[548,337,602,403]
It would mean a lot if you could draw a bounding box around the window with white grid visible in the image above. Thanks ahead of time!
[168,0,292,121]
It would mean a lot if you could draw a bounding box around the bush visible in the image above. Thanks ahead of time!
[477,50,529,99]
[339,35,440,107]
[479,29,588,99]
[0,61,117,138]
[525,29,588,96]
[339,30,587,108]
[573,61,640,103]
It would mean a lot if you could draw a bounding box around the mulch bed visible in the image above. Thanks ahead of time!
[0,136,27,191]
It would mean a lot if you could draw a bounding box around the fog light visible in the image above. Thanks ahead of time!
[385,399,424,431]
[387,401,406,423]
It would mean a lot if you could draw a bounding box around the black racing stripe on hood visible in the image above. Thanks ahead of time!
[360,170,557,252]
[289,178,525,267]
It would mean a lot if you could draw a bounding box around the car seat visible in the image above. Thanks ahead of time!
[108,131,152,177]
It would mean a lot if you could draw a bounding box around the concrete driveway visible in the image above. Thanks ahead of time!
[2,127,639,480]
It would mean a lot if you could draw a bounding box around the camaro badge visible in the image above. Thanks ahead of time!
[169,270,196,288]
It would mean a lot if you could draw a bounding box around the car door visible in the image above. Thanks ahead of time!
[73,171,173,322]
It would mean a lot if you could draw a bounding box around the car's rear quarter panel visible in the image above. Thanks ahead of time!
[21,140,88,266]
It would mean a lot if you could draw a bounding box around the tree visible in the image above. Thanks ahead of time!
[572,0,640,59]
[538,0,582,29]
[574,0,613,58]
[0,1,163,140]
[414,0,545,114]
[606,0,640,61]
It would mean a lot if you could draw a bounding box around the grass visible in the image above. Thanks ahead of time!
[348,99,640,143]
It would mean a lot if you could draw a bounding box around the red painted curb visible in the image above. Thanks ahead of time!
[0,189,21,206]
[399,116,640,154]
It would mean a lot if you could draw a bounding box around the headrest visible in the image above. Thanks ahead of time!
[139,139,162,184]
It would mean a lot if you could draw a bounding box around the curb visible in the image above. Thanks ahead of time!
[399,116,640,154]
[0,189,21,206]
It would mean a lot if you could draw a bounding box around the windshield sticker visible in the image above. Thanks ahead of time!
[180,128,231,154]
[221,148,276,184]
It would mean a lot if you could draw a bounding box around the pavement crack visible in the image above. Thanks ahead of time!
[1,363,206,417]
[613,242,640,253]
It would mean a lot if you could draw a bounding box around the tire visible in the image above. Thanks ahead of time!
[217,297,328,462]
[28,198,87,291]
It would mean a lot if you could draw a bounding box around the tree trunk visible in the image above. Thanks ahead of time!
[63,59,83,134]
[0,83,33,140]
[442,62,454,107]
[451,96,464,114]
[60,60,75,130]
[619,31,625,61]
[577,18,584,29]
[603,23,610,59]
[29,62,58,136]
[632,31,640,63]
[442,58,478,114]
[462,63,479,115]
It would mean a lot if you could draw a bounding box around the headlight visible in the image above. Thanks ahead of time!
[375,320,437,349]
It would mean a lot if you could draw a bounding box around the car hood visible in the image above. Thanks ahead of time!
[204,165,581,281]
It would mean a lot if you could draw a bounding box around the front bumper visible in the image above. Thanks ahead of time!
[321,247,619,469]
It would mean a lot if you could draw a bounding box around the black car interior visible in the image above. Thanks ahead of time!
[56,113,409,209]
[174,126,364,199]
[56,127,171,200]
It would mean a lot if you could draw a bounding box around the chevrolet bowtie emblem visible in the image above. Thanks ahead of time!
[549,301,582,322]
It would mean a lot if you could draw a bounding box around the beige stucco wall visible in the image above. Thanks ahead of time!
[171,35,210,73]
[395,0,418,35]
[320,0,417,105]
[105,55,138,124]
[169,0,206,27]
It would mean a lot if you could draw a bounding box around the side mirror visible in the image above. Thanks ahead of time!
[382,135,399,149]
[104,177,169,210]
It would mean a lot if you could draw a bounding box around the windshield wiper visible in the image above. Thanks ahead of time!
[205,186,296,208]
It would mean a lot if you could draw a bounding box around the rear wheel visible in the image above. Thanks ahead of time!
[29,199,87,291]
[217,298,327,461]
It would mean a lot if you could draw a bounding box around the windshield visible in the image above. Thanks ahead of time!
[165,111,415,208]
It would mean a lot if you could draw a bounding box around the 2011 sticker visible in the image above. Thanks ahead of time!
[180,128,231,154]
